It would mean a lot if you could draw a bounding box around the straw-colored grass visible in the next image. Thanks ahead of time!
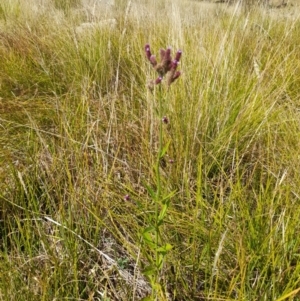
[1,0,300,300]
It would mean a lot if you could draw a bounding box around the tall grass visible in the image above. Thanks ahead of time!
[1,0,300,300]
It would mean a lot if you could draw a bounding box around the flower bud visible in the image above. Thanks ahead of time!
[162,116,169,124]
[145,44,152,60]
[171,60,178,70]
[165,47,172,61]
[175,50,182,62]
[162,47,172,72]
[150,55,157,67]
[155,77,163,84]
[173,71,181,81]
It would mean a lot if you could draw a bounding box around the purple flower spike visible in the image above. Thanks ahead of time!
[173,71,181,81]
[155,77,163,84]
[175,50,182,62]
[160,48,166,61]
[145,44,182,89]
[150,55,157,67]
[171,60,178,70]
[164,47,172,62]
[145,44,152,60]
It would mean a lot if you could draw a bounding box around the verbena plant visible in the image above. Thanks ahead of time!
[138,44,182,300]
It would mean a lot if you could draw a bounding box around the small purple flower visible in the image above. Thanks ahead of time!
[150,55,157,67]
[170,60,178,70]
[145,44,152,60]
[169,159,175,164]
[124,194,130,201]
[173,71,181,80]
[155,77,163,85]
[165,47,172,61]
[175,50,182,62]
[160,48,166,61]
[162,47,172,71]
[162,116,169,124]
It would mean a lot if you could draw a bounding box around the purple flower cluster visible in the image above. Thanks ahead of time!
[145,44,182,89]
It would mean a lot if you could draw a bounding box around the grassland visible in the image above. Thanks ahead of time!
[1,0,300,300]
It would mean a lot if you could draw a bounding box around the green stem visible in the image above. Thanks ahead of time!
[155,85,163,294]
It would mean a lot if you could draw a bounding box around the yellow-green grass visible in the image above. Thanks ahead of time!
[1,0,300,300]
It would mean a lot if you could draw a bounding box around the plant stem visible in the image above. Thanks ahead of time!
[154,84,163,297]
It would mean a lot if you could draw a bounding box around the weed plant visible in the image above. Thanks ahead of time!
[140,43,182,300]
[1,0,300,300]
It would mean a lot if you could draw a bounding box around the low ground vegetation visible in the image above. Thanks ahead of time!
[1,0,300,300]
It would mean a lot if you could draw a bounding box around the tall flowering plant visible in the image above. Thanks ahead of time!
[140,44,182,300]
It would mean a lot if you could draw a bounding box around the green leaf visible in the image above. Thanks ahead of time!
[157,219,164,227]
[161,190,176,204]
[143,226,155,234]
[144,251,155,264]
[158,203,168,221]
[153,282,162,291]
[142,233,155,247]
[156,243,173,254]
[144,183,156,199]
[164,243,173,251]
[142,227,156,248]
[160,140,171,158]
[142,265,156,276]
[157,254,164,269]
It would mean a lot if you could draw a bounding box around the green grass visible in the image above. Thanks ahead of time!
[1,0,300,300]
